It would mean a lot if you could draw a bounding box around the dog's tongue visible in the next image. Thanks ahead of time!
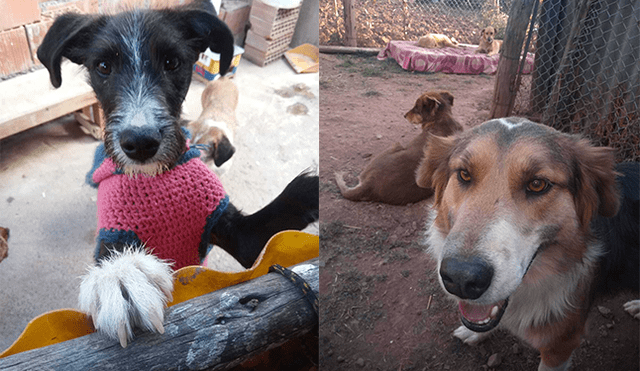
[459,301,493,322]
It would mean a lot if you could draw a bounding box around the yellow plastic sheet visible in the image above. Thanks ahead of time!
[0,231,319,358]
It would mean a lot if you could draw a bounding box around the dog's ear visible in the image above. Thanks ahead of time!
[439,92,454,107]
[566,137,620,227]
[416,134,456,206]
[37,13,103,88]
[213,136,236,167]
[420,96,440,117]
[173,10,235,76]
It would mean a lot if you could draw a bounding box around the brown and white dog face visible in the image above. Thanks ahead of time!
[477,26,502,56]
[481,26,496,44]
[404,91,454,128]
[416,118,619,332]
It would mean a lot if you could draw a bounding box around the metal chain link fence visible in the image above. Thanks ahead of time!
[320,0,638,162]
[513,0,639,162]
[320,0,514,47]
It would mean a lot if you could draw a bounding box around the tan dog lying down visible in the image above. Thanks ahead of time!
[186,76,238,176]
[335,91,463,205]
[475,26,502,56]
[418,33,459,48]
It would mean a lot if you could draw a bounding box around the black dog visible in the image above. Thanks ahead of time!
[37,1,318,347]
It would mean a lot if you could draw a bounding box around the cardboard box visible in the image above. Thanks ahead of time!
[284,44,319,73]
[193,45,244,81]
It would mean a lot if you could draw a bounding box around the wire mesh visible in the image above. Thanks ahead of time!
[320,0,514,47]
[515,0,639,162]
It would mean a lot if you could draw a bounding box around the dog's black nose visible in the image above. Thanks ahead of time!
[440,256,494,300]
[119,128,161,162]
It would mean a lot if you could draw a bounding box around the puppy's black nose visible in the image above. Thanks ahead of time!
[440,256,493,300]
[119,128,161,162]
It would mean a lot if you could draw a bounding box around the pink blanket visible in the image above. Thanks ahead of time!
[377,40,535,75]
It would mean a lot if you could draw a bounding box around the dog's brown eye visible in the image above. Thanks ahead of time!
[164,56,180,71]
[527,179,550,194]
[97,61,111,75]
[458,169,471,183]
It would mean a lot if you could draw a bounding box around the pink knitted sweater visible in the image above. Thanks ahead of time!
[88,144,228,269]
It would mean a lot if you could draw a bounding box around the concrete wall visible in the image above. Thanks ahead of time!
[290,0,318,47]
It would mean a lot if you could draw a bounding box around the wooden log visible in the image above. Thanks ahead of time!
[489,0,537,118]
[0,259,319,371]
[343,0,357,47]
[319,45,381,55]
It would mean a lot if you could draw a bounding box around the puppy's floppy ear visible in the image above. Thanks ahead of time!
[213,136,235,167]
[420,97,440,117]
[37,13,104,88]
[440,91,454,107]
[173,10,235,76]
[565,137,620,228]
[416,134,456,206]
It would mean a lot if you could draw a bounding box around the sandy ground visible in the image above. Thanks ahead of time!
[0,57,318,351]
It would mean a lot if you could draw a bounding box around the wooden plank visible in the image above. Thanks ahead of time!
[489,0,536,118]
[0,92,98,140]
[0,63,97,140]
[343,0,357,47]
[74,111,103,140]
[0,258,319,371]
[319,45,381,55]
[91,103,105,129]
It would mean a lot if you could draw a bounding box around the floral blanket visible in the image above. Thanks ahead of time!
[377,40,535,75]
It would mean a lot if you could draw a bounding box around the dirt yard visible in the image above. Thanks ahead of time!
[318,53,639,370]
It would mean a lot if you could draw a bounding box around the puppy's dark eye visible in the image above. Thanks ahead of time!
[97,61,111,76]
[164,56,180,71]
[458,169,471,183]
[527,179,551,195]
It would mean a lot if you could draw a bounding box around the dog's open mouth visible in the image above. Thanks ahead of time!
[458,298,508,333]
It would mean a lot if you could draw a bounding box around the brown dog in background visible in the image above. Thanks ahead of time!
[476,26,502,56]
[335,91,463,205]
[186,76,238,175]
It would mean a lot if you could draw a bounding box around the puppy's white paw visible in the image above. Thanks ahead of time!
[623,300,640,319]
[453,325,489,345]
[79,248,174,347]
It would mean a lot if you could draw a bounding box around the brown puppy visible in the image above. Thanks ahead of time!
[186,76,238,175]
[335,91,463,205]
[475,26,502,56]
[418,33,459,48]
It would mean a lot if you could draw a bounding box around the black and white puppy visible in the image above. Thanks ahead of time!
[37,1,319,347]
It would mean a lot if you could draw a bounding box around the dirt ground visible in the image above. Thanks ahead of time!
[318,53,639,370]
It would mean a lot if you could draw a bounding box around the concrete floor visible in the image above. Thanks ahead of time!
[0,57,318,351]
